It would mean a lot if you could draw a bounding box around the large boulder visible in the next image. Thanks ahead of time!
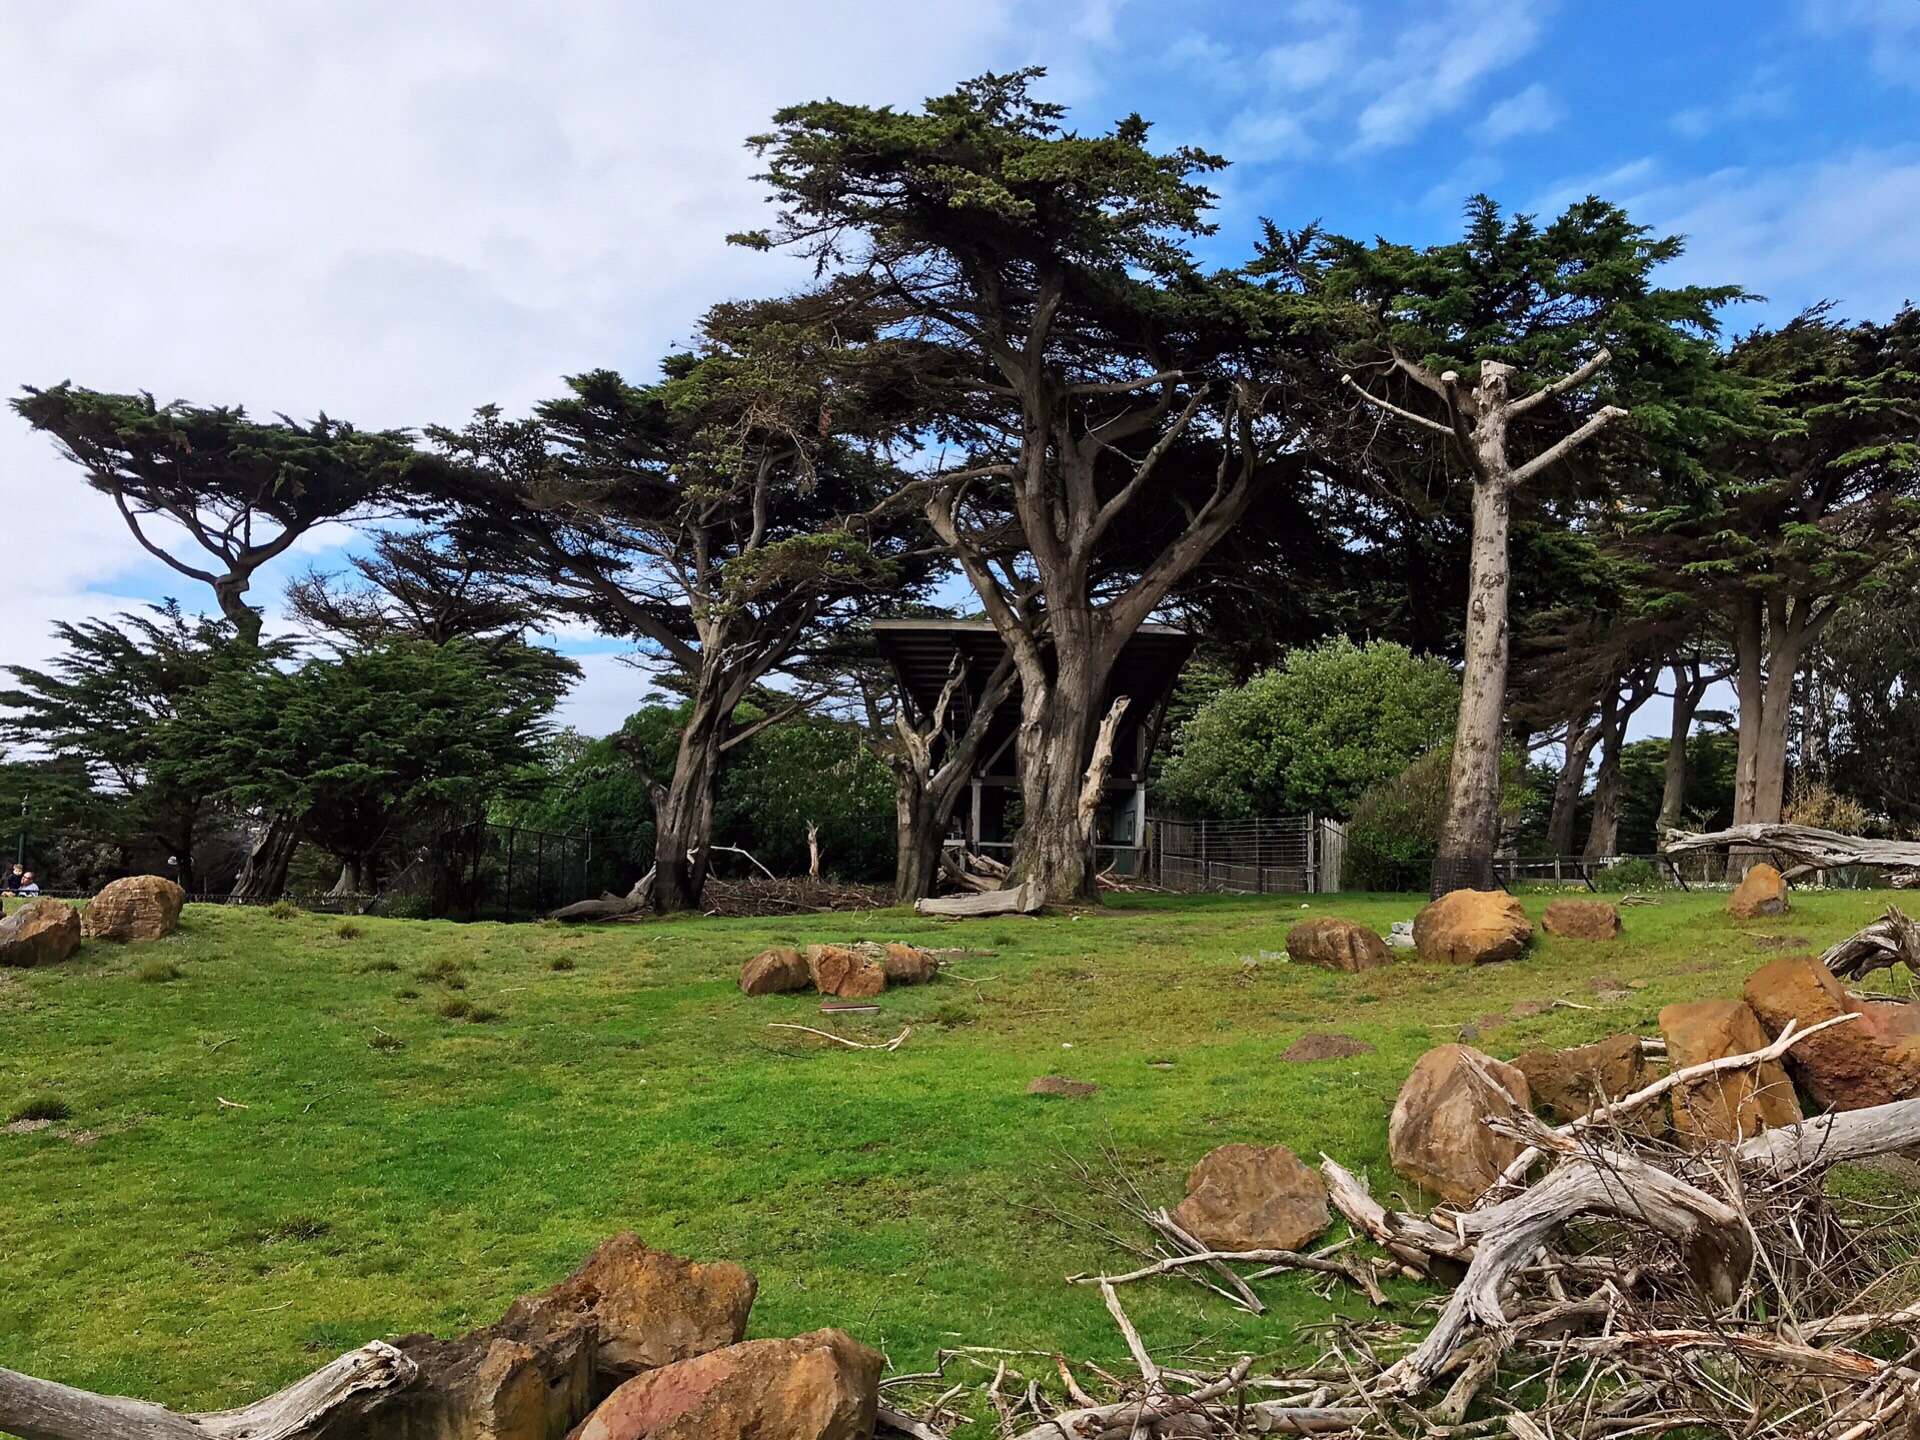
[383,1305,597,1440]
[80,875,185,942]
[1169,1143,1330,1253]
[1285,917,1391,973]
[1540,898,1622,941]
[739,948,810,998]
[504,1232,756,1387]
[1387,1044,1533,1205]
[1412,890,1532,966]
[0,898,82,968]
[575,1329,881,1440]
[881,943,939,985]
[1511,1034,1655,1128]
[1659,999,1802,1142]
[1742,955,1920,1111]
[805,945,885,999]
[1728,863,1790,920]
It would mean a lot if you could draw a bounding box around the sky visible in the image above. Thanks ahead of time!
[1,0,1916,739]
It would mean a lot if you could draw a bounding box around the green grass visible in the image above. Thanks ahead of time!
[0,887,1910,1413]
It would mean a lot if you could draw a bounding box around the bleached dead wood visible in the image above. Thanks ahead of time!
[1733,1094,1920,1176]
[0,1342,416,1440]
[1662,822,1920,883]
[1010,1401,1370,1437]
[1820,904,1920,980]
[916,881,1043,917]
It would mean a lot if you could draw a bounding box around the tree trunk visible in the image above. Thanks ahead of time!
[230,813,299,903]
[893,788,948,904]
[1546,713,1600,856]
[648,695,725,914]
[1582,700,1625,862]
[1434,479,1513,894]
[1010,617,1114,906]
[1657,663,1707,834]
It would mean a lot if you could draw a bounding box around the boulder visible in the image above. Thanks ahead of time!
[0,898,82,968]
[1541,898,1622,941]
[1026,1075,1098,1098]
[575,1329,881,1440]
[804,945,885,999]
[79,875,185,942]
[739,948,810,997]
[1659,999,1802,1142]
[1511,1034,1655,1128]
[1742,955,1920,1111]
[1728,863,1790,920]
[504,1232,756,1387]
[384,1306,597,1440]
[1285,917,1391,973]
[1279,1033,1376,1062]
[1387,1044,1533,1205]
[880,943,939,985]
[1169,1143,1330,1252]
[1412,890,1532,966]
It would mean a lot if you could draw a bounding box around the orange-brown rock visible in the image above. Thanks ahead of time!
[1170,1143,1330,1252]
[505,1231,756,1385]
[1511,1034,1655,1128]
[880,943,939,985]
[804,944,885,999]
[1727,863,1790,920]
[1285,916,1391,973]
[79,874,185,942]
[1659,999,1802,1141]
[1742,955,1920,1111]
[385,1306,596,1440]
[1387,1044,1533,1205]
[0,898,82,968]
[1412,890,1532,966]
[576,1329,881,1440]
[739,948,810,997]
[1541,898,1622,941]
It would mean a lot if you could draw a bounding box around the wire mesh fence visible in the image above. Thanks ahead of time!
[407,820,643,922]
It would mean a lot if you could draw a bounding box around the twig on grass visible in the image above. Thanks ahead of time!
[766,1023,911,1051]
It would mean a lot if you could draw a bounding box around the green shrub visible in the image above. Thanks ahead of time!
[1344,745,1534,891]
[418,957,465,988]
[9,1096,71,1124]
[137,960,183,983]
[394,987,420,1000]
[548,956,576,972]
[437,997,471,1020]
[1594,856,1663,892]
[334,920,363,941]
[267,900,300,920]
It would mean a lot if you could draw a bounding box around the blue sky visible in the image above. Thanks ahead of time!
[1,0,1915,738]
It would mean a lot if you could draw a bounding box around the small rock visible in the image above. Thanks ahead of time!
[1727,863,1790,920]
[739,948,810,997]
[1412,890,1533,966]
[1170,1144,1331,1252]
[1387,921,1416,949]
[1388,1044,1533,1205]
[1541,898,1622,940]
[805,945,886,999]
[1026,1076,1098,1098]
[80,875,185,942]
[1659,999,1802,1141]
[0,899,82,968]
[880,943,939,985]
[1284,917,1391,973]
[1280,1033,1376,1062]
[576,1328,881,1440]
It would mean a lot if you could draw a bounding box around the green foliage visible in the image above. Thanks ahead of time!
[1158,639,1458,820]
[1344,745,1533,889]
[1592,857,1662,892]
[713,716,893,881]
[8,1095,71,1124]
[135,960,183,984]
[1614,732,1737,854]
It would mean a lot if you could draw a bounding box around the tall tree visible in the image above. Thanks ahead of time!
[12,384,424,900]
[1301,196,1742,890]
[739,70,1328,903]
[428,295,924,912]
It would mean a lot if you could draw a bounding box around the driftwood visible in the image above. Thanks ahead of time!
[0,1343,415,1440]
[1662,822,1920,884]
[1821,904,1920,980]
[916,880,1043,918]
[550,866,656,922]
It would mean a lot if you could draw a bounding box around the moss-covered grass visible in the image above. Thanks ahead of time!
[0,887,1908,1412]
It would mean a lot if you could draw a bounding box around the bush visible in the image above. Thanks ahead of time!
[1785,780,1876,836]
[136,960,183,983]
[334,920,363,941]
[1158,638,1458,819]
[267,900,300,920]
[1594,856,1663,892]
[1343,744,1533,891]
[9,1096,71,1124]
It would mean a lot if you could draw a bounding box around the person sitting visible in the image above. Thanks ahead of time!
[14,872,38,896]
[0,864,24,895]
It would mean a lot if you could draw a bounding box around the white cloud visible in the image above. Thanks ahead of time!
[1477,82,1561,143]
[1805,0,1920,86]
[1352,0,1544,150]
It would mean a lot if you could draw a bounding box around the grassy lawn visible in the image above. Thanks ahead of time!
[1,887,1910,1414]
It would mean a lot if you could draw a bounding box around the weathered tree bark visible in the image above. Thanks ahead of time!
[1819,905,1920,981]
[0,1342,414,1440]
[647,688,727,914]
[1663,822,1920,885]
[1347,355,1626,894]
[1545,710,1601,857]
[915,882,1043,917]
[1657,659,1712,833]
[1730,593,1839,875]
[1582,667,1656,860]
[230,813,300,904]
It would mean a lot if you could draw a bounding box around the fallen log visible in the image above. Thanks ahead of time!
[915,881,1043,918]
[1662,823,1920,884]
[1820,904,1920,980]
[551,867,655,922]
[0,1343,415,1440]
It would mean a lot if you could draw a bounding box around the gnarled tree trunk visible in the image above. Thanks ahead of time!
[1658,659,1711,833]
[230,813,299,903]
[648,693,726,914]
[1546,710,1600,857]
[1435,478,1512,893]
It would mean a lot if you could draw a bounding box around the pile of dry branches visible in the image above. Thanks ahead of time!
[883,1028,1920,1438]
